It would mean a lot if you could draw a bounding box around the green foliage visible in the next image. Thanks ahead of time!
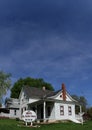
[11,77,54,98]
[0,71,11,102]
[71,95,80,101]
[72,95,87,113]
[87,107,92,119]
[79,96,87,112]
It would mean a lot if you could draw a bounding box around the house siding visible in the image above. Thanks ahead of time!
[55,102,75,120]
[9,109,20,118]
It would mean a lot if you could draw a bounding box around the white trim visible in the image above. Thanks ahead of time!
[48,90,78,103]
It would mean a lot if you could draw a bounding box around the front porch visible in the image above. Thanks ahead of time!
[74,105,84,124]
[27,100,55,122]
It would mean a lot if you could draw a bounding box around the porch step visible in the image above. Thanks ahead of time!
[68,118,82,124]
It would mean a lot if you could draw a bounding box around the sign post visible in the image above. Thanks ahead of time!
[22,110,37,126]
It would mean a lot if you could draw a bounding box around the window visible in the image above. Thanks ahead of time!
[14,110,16,115]
[68,106,72,115]
[60,106,64,115]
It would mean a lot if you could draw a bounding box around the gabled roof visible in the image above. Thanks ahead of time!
[46,89,61,97]
[23,86,55,99]
[5,98,20,108]
[22,86,78,104]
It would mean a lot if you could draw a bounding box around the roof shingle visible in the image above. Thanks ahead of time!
[23,86,56,99]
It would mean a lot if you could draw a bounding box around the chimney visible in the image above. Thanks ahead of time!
[42,86,46,91]
[62,83,66,101]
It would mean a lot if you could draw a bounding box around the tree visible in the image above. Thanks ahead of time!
[72,95,87,113]
[11,77,54,98]
[79,96,87,112]
[71,95,79,101]
[87,107,92,119]
[71,95,80,113]
[0,71,11,103]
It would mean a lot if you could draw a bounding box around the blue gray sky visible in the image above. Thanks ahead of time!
[0,0,92,106]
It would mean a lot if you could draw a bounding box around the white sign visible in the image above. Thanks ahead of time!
[22,110,37,126]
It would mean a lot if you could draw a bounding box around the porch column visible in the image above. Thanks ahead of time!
[43,101,46,121]
[35,105,37,117]
[80,105,82,113]
[19,99,22,119]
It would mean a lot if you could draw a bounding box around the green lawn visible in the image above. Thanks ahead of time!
[0,119,92,130]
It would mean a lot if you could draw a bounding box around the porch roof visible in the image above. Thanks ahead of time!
[27,98,79,106]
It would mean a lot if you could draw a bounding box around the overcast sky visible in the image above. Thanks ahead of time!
[0,0,92,106]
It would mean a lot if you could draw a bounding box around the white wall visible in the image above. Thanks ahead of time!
[49,104,55,120]
[54,102,75,120]
[0,112,9,118]
[55,94,72,101]
[10,109,20,118]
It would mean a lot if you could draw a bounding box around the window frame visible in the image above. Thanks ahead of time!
[68,106,72,115]
[60,106,64,115]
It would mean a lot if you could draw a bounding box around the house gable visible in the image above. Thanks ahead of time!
[55,91,74,101]
[48,91,75,102]
[19,87,39,104]
[47,83,77,103]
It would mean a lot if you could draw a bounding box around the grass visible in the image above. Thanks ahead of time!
[0,119,92,130]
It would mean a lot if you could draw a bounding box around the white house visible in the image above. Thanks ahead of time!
[5,83,83,123]
[4,98,20,118]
